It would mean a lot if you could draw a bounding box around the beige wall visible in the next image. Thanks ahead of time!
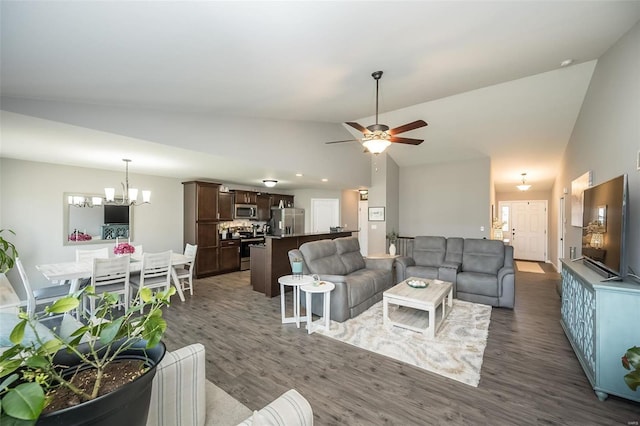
[550,22,640,274]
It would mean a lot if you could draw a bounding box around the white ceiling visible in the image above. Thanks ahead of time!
[1,1,639,192]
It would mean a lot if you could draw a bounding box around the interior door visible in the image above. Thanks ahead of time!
[558,196,565,267]
[310,199,339,233]
[358,200,368,256]
[509,200,547,261]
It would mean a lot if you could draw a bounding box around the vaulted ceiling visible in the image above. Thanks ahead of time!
[2,1,639,192]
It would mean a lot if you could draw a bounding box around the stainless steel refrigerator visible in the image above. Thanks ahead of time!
[271,207,304,236]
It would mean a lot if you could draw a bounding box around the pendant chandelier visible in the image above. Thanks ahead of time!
[516,173,531,191]
[104,159,151,205]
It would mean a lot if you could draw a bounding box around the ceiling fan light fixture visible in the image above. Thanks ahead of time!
[263,179,277,188]
[362,131,391,154]
[516,173,531,191]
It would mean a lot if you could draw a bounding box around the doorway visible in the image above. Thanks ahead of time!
[499,200,547,261]
[358,200,368,256]
[310,199,340,233]
[558,196,565,268]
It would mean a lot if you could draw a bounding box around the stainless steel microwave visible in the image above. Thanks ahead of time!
[234,204,257,219]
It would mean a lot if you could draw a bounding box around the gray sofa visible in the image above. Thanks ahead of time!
[288,237,394,322]
[395,236,515,308]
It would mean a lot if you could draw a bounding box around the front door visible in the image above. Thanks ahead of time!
[500,200,547,261]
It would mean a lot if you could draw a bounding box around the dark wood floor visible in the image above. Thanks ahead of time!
[162,265,640,425]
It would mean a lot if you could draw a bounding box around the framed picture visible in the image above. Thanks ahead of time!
[368,207,385,221]
[570,171,592,227]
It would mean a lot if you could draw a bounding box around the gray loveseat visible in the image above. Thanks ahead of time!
[288,236,394,322]
[395,236,515,308]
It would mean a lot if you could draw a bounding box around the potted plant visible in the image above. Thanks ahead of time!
[386,230,399,256]
[622,346,640,391]
[0,285,175,425]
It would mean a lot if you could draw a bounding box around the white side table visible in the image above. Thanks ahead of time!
[278,275,313,328]
[300,281,335,334]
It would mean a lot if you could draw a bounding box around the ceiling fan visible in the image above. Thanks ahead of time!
[326,70,428,154]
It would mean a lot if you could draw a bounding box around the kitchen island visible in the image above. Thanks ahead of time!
[251,230,356,297]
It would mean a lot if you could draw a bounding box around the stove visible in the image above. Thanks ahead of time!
[239,235,265,270]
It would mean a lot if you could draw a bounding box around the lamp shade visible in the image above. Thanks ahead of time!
[363,138,391,154]
[263,179,277,188]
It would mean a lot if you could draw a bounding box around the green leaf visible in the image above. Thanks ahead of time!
[0,373,19,391]
[0,359,22,379]
[45,296,79,314]
[99,317,125,345]
[624,346,640,369]
[142,316,166,348]
[2,382,45,420]
[624,369,640,391]
[37,339,64,356]
[9,320,26,345]
[24,356,48,370]
[140,287,153,303]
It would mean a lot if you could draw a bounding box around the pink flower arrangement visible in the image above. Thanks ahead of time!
[114,242,135,255]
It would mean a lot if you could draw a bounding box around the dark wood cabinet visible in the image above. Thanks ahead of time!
[235,190,257,204]
[270,194,294,208]
[218,192,234,221]
[183,181,221,278]
[219,239,240,272]
[257,194,271,221]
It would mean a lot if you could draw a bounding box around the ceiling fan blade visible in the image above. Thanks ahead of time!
[325,139,360,145]
[389,136,424,145]
[389,120,428,135]
[345,122,371,134]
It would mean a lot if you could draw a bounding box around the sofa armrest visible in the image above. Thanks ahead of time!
[498,267,514,286]
[393,256,415,283]
[440,261,461,270]
[317,274,347,284]
[364,257,394,271]
[438,261,460,296]
[147,343,206,426]
[238,389,313,426]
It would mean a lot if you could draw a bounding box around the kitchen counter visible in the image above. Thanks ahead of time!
[252,230,355,297]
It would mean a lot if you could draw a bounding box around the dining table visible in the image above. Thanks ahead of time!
[36,253,192,302]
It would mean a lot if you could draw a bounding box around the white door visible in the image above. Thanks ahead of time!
[310,199,340,233]
[507,200,547,261]
[358,200,368,256]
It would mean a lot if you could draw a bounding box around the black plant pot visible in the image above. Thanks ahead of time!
[36,339,166,426]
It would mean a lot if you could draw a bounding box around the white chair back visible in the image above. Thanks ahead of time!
[76,247,109,262]
[88,256,131,312]
[139,250,172,288]
[15,258,37,315]
[184,243,197,259]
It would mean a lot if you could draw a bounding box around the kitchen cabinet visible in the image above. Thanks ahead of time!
[218,192,234,221]
[270,194,294,208]
[183,181,221,278]
[257,194,271,221]
[235,190,257,204]
[219,239,240,272]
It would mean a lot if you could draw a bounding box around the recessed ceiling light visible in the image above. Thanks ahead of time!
[322,178,328,182]
[296,173,303,177]
[560,59,574,67]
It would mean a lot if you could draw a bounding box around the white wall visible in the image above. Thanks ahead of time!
[399,157,491,238]
[551,22,640,274]
[0,158,183,290]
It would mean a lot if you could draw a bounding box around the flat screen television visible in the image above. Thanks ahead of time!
[581,174,628,279]
[104,205,129,225]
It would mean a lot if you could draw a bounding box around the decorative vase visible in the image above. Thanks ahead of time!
[38,340,166,426]
[389,243,397,256]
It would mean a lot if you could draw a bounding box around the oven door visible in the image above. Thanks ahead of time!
[240,238,264,270]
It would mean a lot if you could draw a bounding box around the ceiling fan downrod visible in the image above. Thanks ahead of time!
[372,71,383,126]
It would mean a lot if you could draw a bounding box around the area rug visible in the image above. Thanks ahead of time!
[205,380,252,426]
[515,261,545,274]
[315,299,491,387]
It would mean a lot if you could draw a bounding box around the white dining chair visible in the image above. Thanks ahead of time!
[174,244,197,296]
[129,251,172,308]
[83,256,131,317]
[15,258,72,319]
[75,247,109,262]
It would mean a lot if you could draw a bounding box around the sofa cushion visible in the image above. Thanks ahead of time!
[445,237,464,264]
[334,237,366,274]
[412,236,446,267]
[462,239,505,275]
[457,272,499,297]
[299,239,347,276]
[345,272,377,307]
[405,266,439,280]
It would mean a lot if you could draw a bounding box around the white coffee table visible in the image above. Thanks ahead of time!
[300,280,335,334]
[382,277,453,338]
[278,275,314,328]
